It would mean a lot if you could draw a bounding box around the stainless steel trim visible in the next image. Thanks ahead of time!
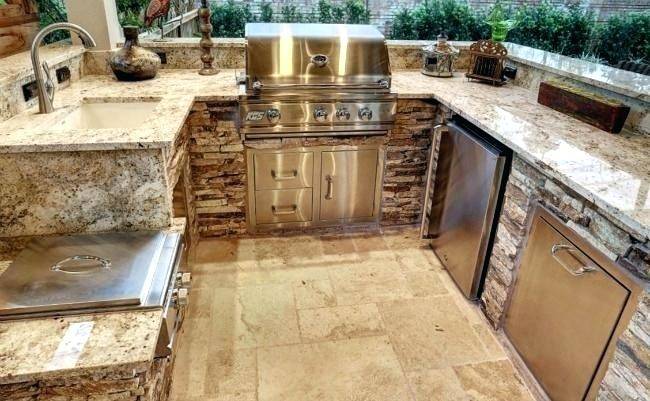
[420,124,447,239]
[550,244,597,276]
[243,129,391,139]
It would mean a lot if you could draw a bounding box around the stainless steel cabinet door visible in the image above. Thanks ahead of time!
[320,150,378,221]
[505,216,629,401]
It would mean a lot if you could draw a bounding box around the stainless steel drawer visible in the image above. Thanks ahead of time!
[255,188,313,224]
[254,152,314,190]
[505,209,631,401]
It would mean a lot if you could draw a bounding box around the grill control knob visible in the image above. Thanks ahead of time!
[313,106,329,122]
[266,108,281,124]
[336,107,351,121]
[358,107,373,121]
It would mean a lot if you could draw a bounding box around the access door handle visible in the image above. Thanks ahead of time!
[551,244,596,277]
[324,174,334,200]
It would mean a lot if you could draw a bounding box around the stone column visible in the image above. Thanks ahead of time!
[63,0,122,50]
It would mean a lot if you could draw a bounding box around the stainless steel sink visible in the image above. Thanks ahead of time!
[54,101,159,130]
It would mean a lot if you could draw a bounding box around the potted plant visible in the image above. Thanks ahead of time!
[486,1,516,42]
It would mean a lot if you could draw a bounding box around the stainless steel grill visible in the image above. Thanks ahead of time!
[239,23,397,138]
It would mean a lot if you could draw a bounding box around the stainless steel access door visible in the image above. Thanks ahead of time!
[427,121,506,299]
[505,209,631,401]
[320,149,379,221]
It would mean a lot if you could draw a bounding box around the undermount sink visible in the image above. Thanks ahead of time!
[54,101,160,130]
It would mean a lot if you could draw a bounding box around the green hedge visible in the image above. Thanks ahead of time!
[211,0,370,37]
[390,0,650,66]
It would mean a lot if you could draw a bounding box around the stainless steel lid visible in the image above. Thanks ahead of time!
[245,23,392,92]
[0,231,181,318]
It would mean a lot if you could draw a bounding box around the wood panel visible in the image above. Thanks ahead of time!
[0,0,39,58]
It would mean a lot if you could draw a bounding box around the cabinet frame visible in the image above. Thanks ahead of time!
[245,145,385,232]
[504,204,645,401]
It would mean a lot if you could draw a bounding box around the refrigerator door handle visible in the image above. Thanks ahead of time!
[420,123,449,239]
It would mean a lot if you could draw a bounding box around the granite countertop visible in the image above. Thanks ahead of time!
[392,71,650,239]
[0,69,241,153]
[1,68,648,239]
[0,219,186,384]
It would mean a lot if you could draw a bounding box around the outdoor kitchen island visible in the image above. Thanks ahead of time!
[0,44,648,401]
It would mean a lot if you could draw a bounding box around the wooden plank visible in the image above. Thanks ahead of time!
[0,20,39,58]
[538,80,630,134]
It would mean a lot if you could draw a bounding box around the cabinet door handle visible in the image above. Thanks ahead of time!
[324,174,334,200]
[551,244,596,277]
[272,205,297,215]
[271,169,298,181]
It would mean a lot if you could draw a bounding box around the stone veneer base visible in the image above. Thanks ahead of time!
[183,99,437,237]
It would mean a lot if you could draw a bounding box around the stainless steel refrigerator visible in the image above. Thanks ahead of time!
[421,116,511,299]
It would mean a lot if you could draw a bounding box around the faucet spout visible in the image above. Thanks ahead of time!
[31,23,97,114]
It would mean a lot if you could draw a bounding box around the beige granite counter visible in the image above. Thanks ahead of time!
[1,68,648,240]
[392,71,650,240]
[0,69,240,153]
[0,310,162,385]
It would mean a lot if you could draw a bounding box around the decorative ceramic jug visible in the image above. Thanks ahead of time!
[109,26,161,81]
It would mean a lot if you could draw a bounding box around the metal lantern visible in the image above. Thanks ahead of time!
[421,33,459,78]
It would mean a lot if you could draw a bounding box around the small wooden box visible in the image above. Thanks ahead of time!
[538,81,630,133]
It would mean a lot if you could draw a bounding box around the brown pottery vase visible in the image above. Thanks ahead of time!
[109,26,161,81]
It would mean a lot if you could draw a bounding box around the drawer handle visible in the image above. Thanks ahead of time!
[271,169,298,181]
[272,205,298,215]
[325,175,334,200]
[550,244,596,277]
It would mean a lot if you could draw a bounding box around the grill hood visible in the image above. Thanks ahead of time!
[245,23,392,92]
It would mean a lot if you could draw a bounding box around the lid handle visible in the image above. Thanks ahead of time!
[51,255,112,275]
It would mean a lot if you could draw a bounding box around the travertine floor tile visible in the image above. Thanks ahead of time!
[234,284,301,348]
[453,360,535,401]
[328,259,413,305]
[382,228,430,250]
[352,232,390,254]
[472,323,508,360]
[407,368,469,401]
[173,393,257,401]
[171,227,536,401]
[298,303,385,342]
[406,270,448,297]
[379,296,488,371]
[394,248,443,272]
[171,345,257,399]
[191,266,330,289]
[257,336,411,401]
[182,284,300,349]
[319,233,361,263]
[293,279,336,309]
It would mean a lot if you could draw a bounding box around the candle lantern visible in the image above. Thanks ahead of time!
[421,33,459,78]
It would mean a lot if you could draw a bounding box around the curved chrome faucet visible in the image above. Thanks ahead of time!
[31,23,97,114]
